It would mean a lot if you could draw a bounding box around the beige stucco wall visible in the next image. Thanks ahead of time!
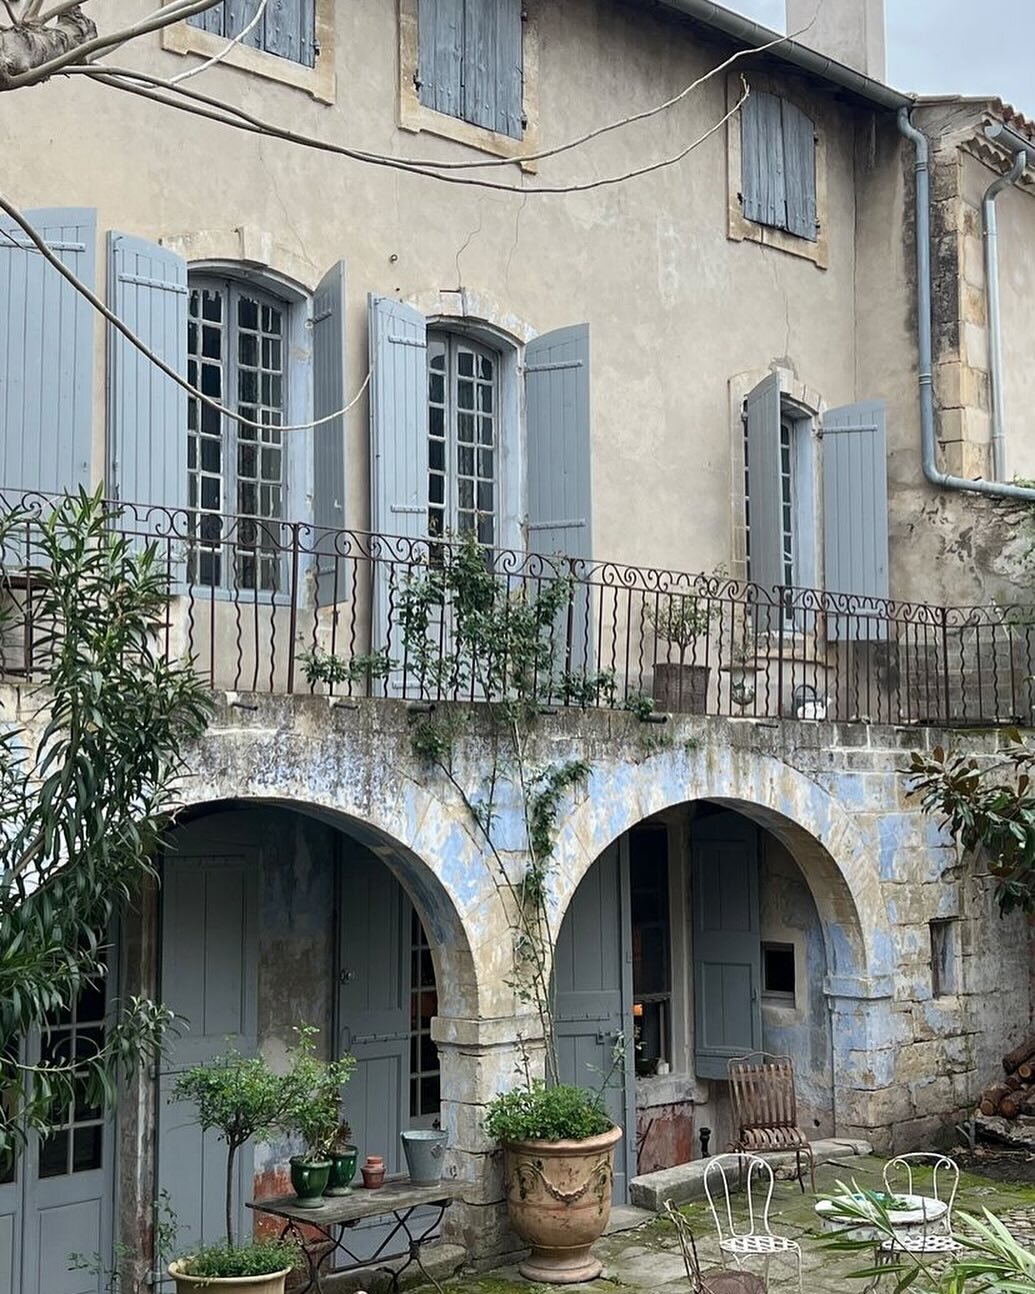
[3,0,913,588]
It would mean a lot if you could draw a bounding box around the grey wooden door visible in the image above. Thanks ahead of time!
[336,842,418,1259]
[555,841,635,1203]
[0,978,114,1294]
[157,851,259,1269]
[691,811,762,1080]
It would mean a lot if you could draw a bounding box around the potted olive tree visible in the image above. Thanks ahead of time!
[168,1043,302,1293]
[285,1037,356,1206]
[169,1026,354,1290]
[647,590,717,714]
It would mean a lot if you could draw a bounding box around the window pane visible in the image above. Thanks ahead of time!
[238,296,258,330]
[72,1125,103,1174]
[457,350,474,377]
[39,1131,69,1179]
[239,332,258,367]
[201,439,221,473]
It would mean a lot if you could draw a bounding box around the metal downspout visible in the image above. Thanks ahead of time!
[897,107,1035,503]
[984,147,1027,481]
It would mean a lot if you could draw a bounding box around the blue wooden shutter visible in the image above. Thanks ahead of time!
[188,2,223,33]
[463,0,522,138]
[0,208,95,499]
[782,100,817,241]
[312,261,348,606]
[189,0,314,66]
[264,0,314,66]
[822,400,889,640]
[744,373,783,631]
[369,296,428,655]
[107,233,188,515]
[741,91,785,228]
[692,811,761,1081]
[418,0,464,119]
[525,324,592,674]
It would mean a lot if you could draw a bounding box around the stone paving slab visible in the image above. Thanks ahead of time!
[417,1156,1035,1294]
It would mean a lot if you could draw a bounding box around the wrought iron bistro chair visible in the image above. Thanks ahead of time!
[876,1153,963,1266]
[663,1199,768,1294]
[727,1052,816,1194]
[703,1155,803,1294]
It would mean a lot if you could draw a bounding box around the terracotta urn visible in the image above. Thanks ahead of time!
[502,1125,622,1283]
[361,1154,386,1189]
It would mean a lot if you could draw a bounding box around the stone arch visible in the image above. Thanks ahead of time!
[548,742,890,986]
[174,748,498,1020]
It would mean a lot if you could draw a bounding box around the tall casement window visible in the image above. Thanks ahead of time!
[742,372,891,641]
[740,90,817,241]
[187,278,287,591]
[188,1,316,67]
[427,332,498,547]
[417,0,524,139]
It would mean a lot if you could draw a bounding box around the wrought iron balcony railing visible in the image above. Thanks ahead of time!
[1,494,1032,728]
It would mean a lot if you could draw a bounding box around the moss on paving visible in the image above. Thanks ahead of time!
[420,1155,1035,1294]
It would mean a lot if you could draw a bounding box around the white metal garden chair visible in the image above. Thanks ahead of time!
[703,1154,803,1294]
[876,1152,963,1265]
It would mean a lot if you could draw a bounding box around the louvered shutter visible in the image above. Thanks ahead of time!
[782,100,817,241]
[692,812,762,1080]
[418,0,464,120]
[312,261,348,606]
[741,91,785,228]
[525,324,592,673]
[369,296,428,654]
[0,207,96,499]
[744,373,783,631]
[107,233,188,518]
[463,0,522,138]
[822,400,889,641]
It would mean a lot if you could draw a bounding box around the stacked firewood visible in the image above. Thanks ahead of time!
[978,1035,1035,1119]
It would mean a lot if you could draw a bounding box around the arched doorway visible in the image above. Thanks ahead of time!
[556,799,841,1198]
[155,800,470,1269]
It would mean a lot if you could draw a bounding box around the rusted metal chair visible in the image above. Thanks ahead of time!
[727,1052,816,1194]
[663,1199,768,1294]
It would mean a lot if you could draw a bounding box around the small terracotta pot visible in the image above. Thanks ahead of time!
[361,1154,385,1189]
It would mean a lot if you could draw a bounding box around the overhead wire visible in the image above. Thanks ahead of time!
[73,65,749,195]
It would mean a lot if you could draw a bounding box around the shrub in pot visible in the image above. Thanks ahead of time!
[283,1035,356,1207]
[646,591,717,714]
[170,1042,305,1293]
[484,1080,622,1285]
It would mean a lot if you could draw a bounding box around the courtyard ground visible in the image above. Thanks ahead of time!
[428,1155,1035,1294]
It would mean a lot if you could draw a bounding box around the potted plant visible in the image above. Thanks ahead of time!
[723,627,760,709]
[484,1077,622,1284]
[646,589,717,714]
[281,1029,357,1206]
[168,1043,304,1293]
[324,1121,359,1197]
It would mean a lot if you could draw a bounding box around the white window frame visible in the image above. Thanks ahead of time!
[185,268,312,598]
[744,399,818,603]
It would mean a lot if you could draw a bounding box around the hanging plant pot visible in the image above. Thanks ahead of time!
[289,1156,332,1206]
[502,1125,623,1284]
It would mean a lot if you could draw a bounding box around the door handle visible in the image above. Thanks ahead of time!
[595,1029,620,1045]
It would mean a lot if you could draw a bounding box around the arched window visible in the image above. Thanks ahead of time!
[187,277,288,591]
[427,331,499,548]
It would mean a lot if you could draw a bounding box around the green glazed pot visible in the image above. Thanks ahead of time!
[324,1146,358,1196]
[289,1156,332,1207]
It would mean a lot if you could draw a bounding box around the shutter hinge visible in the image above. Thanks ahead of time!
[313,38,320,56]
[413,70,422,91]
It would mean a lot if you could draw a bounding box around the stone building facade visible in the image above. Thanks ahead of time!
[4,0,1035,1290]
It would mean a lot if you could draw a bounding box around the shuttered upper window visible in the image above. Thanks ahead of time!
[417,0,524,139]
[189,0,316,68]
[741,90,817,242]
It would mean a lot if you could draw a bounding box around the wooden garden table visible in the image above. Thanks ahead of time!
[248,1176,462,1294]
